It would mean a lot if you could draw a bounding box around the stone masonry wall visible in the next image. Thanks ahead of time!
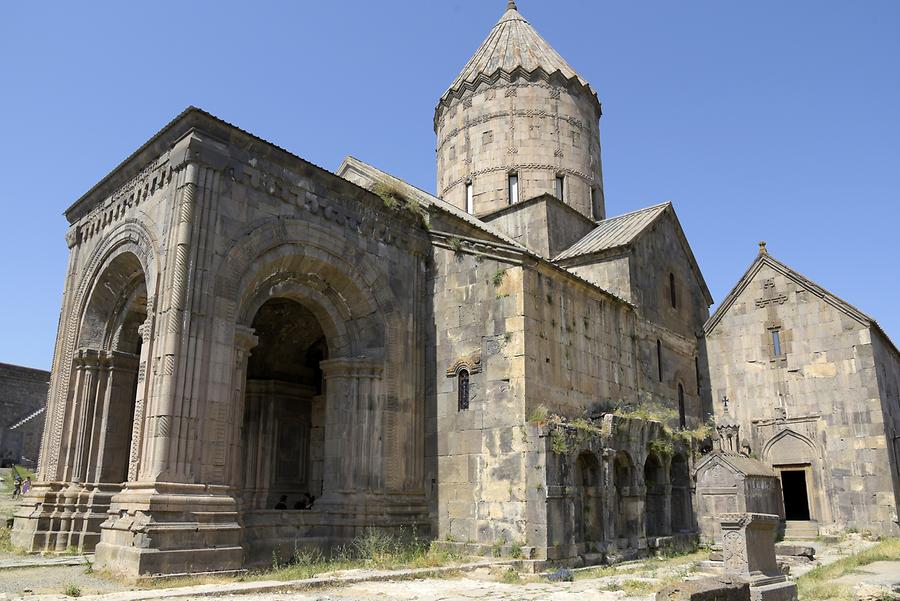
[0,363,49,467]
[436,79,603,219]
[871,330,900,518]
[706,261,899,534]
[427,231,529,546]
[522,266,638,418]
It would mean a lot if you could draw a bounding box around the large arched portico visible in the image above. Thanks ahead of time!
[225,232,425,565]
[19,248,152,553]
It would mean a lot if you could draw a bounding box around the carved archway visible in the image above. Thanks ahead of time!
[43,220,160,481]
[762,429,818,464]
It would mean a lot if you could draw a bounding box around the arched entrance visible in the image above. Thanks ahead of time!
[242,298,328,511]
[56,251,149,551]
[614,451,640,543]
[763,429,822,529]
[644,452,668,537]
[574,452,602,550]
[670,453,692,532]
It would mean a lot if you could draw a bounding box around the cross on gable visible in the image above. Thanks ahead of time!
[755,277,787,308]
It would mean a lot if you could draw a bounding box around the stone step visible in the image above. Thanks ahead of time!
[783,520,819,539]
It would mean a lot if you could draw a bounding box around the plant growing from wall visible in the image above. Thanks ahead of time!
[492,269,506,287]
[371,181,429,227]
[448,236,463,255]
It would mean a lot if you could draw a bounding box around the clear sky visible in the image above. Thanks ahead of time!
[1,1,898,370]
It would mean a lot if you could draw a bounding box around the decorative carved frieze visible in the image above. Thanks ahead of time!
[75,157,171,246]
[236,164,423,251]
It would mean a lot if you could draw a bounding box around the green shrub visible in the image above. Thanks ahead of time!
[64,584,81,597]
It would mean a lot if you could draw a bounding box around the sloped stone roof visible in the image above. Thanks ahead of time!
[439,2,597,107]
[697,450,777,479]
[554,202,670,261]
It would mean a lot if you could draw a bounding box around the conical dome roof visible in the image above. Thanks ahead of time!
[440,1,597,106]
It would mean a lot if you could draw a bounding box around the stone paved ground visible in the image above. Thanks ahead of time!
[0,536,888,600]
[177,577,643,601]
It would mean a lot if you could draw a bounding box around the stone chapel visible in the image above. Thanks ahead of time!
[11,0,899,577]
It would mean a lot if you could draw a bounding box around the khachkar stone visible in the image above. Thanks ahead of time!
[720,513,798,601]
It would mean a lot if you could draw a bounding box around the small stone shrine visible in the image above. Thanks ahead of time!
[695,405,783,543]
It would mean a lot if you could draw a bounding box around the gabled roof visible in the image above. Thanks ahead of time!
[554,202,669,261]
[696,450,777,479]
[704,249,899,356]
[336,156,530,253]
[555,202,713,305]
[439,2,597,109]
[336,157,633,308]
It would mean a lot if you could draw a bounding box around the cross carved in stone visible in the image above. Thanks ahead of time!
[755,278,787,308]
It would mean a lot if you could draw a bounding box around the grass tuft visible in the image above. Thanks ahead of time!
[261,527,464,581]
[63,583,82,597]
[795,538,900,601]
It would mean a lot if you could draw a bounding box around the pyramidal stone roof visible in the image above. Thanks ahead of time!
[439,1,597,106]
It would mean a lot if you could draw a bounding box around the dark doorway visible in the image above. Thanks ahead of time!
[780,470,811,521]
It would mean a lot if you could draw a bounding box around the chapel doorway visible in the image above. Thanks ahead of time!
[779,469,811,521]
[242,298,328,511]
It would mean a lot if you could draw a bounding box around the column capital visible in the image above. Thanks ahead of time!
[74,348,103,368]
[320,357,383,380]
[234,325,259,352]
[102,349,141,371]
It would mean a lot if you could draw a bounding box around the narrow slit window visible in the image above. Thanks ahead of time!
[656,339,663,382]
[669,273,677,309]
[591,188,601,220]
[555,175,565,201]
[465,182,474,214]
[458,369,470,411]
[508,173,519,204]
[695,356,702,395]
[678,383,686,428]
[771,329,782,357]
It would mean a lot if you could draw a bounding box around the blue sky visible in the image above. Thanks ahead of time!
[1,1,898,370]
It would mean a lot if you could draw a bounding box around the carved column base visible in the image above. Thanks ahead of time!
[93,482,242,578]
[11,481,121,554]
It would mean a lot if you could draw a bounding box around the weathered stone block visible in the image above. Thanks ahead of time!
[656,577,751,601]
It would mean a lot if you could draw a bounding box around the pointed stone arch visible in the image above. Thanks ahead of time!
[762,428,818,464]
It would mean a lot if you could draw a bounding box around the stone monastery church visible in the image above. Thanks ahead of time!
[12,1,900,577]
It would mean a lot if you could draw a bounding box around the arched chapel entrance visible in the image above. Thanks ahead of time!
[242,298,328,510]
[55,251,149,551]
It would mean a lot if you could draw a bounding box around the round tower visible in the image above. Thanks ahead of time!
[435,1,605,220]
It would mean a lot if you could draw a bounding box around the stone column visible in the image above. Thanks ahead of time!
[227,326,258,493]
[142,160,199,482]
[127,314,154,482]
[601,448,617,548]
[319,358,383,505]
[68,348,104,484]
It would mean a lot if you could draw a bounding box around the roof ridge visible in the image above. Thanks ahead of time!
[603,201,672,221]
